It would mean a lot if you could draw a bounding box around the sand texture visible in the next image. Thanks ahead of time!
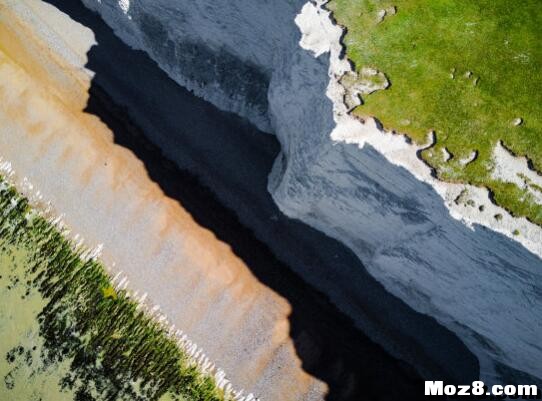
[0,1,326,399]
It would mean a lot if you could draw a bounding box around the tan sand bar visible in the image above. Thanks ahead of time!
[0,1,326,399]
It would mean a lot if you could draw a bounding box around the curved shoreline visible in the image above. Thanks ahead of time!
[296,0,542,384]
[302,0,542,259]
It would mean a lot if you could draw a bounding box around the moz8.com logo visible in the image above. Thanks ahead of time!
[425,381,541,400]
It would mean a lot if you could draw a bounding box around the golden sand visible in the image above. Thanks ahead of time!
[0,1,326,398]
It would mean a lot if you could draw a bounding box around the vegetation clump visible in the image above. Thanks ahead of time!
[0,178,226,401]
[328,0,542,225]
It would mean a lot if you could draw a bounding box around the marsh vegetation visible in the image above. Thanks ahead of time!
[0,179,225,401]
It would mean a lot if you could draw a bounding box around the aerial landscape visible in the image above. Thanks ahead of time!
[0,0,540,400]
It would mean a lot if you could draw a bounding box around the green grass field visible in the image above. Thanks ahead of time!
[0,179,226,401]
[328,0,542,225]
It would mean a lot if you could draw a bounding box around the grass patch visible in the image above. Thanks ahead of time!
[0,178,226,401]
[328,0,542,225]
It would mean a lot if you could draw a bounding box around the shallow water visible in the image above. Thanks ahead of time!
[0,183,222,401]
[0,245,76,401]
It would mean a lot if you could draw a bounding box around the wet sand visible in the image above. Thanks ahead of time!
[0,1,478,400]
[0,2,323,398]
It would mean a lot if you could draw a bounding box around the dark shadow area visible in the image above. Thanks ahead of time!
[43,1,480,400]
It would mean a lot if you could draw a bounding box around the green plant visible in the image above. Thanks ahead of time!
[0,178,226,401]
[329,0,542,225]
